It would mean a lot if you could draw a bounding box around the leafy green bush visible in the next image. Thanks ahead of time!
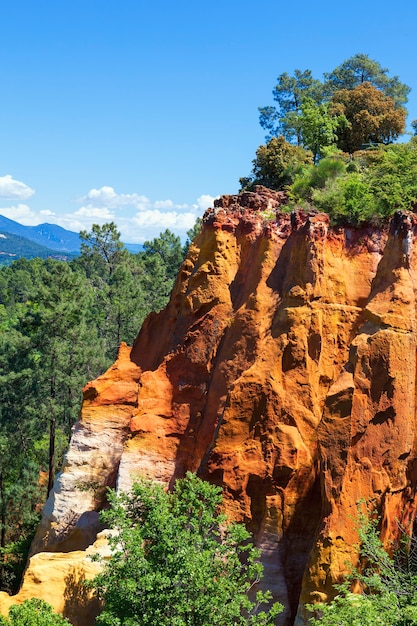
[365,140,417,217]
[308,512,417,625]
[290,155,347,205]
[309,590,413,626]
[312,173,376,225]
[240,136,313,191]
[288,139,417,226]
[0,599,69,626]
[90,472,283,626]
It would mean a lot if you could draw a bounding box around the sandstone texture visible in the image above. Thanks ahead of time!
[0,532,110,625]
[5,186,417,625]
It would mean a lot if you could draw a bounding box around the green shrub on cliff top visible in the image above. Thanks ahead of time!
[364,139,417,217]
[240,135,313,191]
[287,140,417,226]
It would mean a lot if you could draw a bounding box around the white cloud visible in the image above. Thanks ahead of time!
[0,183,217,244]
[71,186,216,242]
[47,206,117,234]
[0,204,39,225]
[130,210,197,229]
[80,186,150,210]
[0,175,35,200]
[153,199,189,210]
[80,187,216,216]
[74,206,116,220]
[194,194,215,211]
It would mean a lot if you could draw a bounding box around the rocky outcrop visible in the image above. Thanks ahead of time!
[4,186,417,625]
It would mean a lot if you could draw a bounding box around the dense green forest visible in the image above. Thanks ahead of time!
[0,221,200,592]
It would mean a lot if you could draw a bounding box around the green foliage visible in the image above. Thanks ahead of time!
[249,54,414,222]
[142,229,184,281]
[258,54,409,157]
[259,69,324,143]
[364,140,417,216]
[91,472,283,625]
[287,139,417,226]
[75,224,186,358]
[240,136,313,191]
[290,154,347,203]
[309,590,409,626]
[323,173,376,225]
[297,99,348,162]
[330,82,406,153]
[79,222,127,277]
[0,598,70,625]
[323,53,410,107]
[308,512,417,626]
[0,258,108,590]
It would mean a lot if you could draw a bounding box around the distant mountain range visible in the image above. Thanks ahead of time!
[0,214,143,265]
[0,214,82,253]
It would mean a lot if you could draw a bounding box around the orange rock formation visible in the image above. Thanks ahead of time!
[3,186,417,625]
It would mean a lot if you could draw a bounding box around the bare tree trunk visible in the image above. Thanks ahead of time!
[47,416,55,497]
[0,470,6,548]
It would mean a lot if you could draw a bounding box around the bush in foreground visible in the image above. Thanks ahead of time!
[91,472,283,625]
[0,599,70,626]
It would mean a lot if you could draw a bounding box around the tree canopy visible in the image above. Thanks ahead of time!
[259,69,324,143]
[323,53,411,107]
[258,54,410,155]
[298,98,348,162]
[240,136,313,191]
[0,599,70,626]
[79,222,127,277]
[331,82,406,153]
[244,53,417,225]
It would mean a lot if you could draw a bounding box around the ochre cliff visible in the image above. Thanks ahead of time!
[3,186,417,625]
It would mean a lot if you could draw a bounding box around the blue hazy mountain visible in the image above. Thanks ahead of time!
[0,214,143,256]
[0,214,81,252]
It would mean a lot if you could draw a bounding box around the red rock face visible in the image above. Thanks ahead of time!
[17,188,417,625]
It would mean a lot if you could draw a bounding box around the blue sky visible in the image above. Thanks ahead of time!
[1,0,417,243]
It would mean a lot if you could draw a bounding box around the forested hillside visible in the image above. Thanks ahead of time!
[0,221,200,592]
[0,232,75,266]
